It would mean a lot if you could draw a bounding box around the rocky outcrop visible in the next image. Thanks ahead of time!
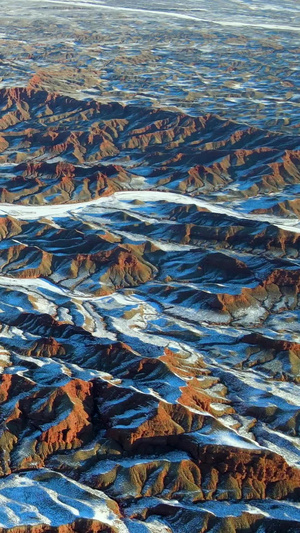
[0,89,299,532]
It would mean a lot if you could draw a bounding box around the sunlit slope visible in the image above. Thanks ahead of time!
[0,89,299,532]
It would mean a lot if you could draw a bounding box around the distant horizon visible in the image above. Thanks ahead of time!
[0,2,299,532]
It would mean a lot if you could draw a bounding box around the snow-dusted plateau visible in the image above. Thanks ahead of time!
[0,1,299,532]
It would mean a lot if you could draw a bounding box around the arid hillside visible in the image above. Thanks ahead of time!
[0,87,299,532]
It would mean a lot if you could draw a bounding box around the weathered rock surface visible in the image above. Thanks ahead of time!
[0,89,299,532]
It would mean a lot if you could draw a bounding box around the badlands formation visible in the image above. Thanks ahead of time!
[0,1,299,532]
[0,87,298,532]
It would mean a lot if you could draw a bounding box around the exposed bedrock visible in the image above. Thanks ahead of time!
[0,88,299,532]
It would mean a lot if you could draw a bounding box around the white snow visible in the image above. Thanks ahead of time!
[28,0,300,33]
[0,470,129,531]
[1,191,298,234]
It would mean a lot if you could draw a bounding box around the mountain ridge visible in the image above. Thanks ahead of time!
[0,87,299,532]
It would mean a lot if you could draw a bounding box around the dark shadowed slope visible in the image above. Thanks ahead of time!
[0,89,299,532]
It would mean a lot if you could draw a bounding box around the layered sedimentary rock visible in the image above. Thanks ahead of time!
[1,0,300,134]
[0,89,299,532]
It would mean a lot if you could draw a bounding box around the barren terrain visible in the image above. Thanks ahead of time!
[0,2,299,532]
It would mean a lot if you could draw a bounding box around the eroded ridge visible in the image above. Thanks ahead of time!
[0,89,299,533]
